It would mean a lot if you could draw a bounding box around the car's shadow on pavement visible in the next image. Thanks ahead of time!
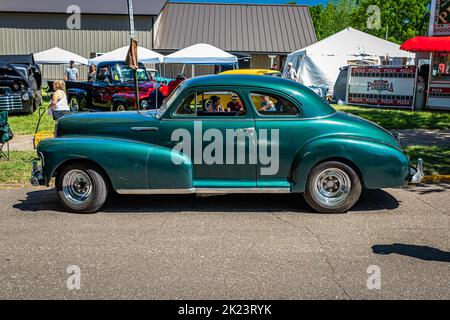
[372,244,450,263]
[13,188,399,215]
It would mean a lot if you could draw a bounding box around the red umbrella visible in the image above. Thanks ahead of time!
[400,36,450,53]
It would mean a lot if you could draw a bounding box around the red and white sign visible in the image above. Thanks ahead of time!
[430,0,450,36]
[346,66,417,109]
[428,81,450,109]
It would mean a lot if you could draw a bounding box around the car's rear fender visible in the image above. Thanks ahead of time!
[37,137,193,190]
[291,136,410,192]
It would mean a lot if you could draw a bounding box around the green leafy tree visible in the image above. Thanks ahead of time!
[352,0,431,44]
[310,0,358,40]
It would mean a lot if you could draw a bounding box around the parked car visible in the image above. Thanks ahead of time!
[0,54,42,114]
[31,75,423,214]
[221,68,329,99]
[146,68,173,85]
[66,61,166,112]
[220,68,282,77]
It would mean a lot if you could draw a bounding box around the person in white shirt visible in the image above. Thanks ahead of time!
[283,62,298,81]
[49,80,71,120]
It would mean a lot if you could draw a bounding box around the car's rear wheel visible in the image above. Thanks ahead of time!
[69,96,80,112]
[303,161,362,213]
[56,163,108,213]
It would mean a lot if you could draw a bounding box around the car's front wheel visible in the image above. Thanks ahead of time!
[303,161,362,213]
[69,96,80,112]
[56,163,108,213]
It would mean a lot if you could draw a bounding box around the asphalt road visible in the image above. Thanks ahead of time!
[0,185,449,300]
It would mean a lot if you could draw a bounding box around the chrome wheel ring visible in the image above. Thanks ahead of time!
[62,170,93,206]
[116,104,126,111]
[312,168,351,207]
[70,97,79,111]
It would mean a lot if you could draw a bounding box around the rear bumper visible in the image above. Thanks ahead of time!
[409,158,424,184]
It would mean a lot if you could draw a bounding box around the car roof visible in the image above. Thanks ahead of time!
[182,75,335,118]
[220,69,281,75]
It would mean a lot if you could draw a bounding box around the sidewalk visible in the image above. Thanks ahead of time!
[8,135,34,152]
[396,129,450,147]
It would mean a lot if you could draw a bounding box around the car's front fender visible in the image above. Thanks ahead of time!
[37,137,193,190]
[291,136,410,192]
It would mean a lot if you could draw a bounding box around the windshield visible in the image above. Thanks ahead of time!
[110,64,149,83]
[156,84,184,118]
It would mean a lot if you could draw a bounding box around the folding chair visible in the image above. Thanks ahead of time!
[0,111,13,160]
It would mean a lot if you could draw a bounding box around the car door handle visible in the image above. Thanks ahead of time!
[130,127,159,132]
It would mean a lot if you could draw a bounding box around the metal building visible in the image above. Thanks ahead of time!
[0,0,166,80]
[154,2,317,77]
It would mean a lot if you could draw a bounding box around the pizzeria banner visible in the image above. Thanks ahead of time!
[430,0,450,36]
[346,66,417,109]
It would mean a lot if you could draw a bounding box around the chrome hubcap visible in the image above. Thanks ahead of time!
[117,105,126,111]
[312,168,351,207]
[70,98,79,111]
[62,170,93,205]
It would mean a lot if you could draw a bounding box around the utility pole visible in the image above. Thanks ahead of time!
[126,0,140,110]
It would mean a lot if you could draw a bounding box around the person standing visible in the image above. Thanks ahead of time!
[48,80,71,120]
[64,60,79,82]
[283,62,298,81]
[167,73,186,96]
[87,64,97,82]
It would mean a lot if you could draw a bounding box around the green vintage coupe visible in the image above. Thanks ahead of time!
[31,75,423,214]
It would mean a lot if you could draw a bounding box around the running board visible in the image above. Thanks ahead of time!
[116,188,291,195]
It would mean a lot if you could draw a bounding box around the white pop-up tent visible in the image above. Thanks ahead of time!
[89,45,164,65]
[164,43,238,76]
[33,47,88,65]
[284,28,415,96]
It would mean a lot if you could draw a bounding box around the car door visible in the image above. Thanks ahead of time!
[92,66,113,109]
[244,89,304,189]
[159,87,257,188]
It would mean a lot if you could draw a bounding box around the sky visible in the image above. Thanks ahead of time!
[170,0,329,5]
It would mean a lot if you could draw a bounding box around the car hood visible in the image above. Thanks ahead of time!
[331,111,401,149]
[56,111,160,144]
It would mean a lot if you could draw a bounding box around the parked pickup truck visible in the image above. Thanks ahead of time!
[66,61,166,112]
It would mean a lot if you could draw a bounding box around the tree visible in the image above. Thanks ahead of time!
[310,0,358,40]
[352,0,431,44]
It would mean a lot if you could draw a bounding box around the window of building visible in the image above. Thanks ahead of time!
[432,53,450,81]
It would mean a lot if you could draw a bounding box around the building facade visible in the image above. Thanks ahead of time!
[0,1,317,80]
[0,0,165,80]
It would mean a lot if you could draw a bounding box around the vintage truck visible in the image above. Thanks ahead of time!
[66,61,166,112]
[32,75,423,214]
[0,54,42,114]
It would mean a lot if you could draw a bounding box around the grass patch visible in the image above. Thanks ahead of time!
[404,145,450,176]
[8,101,54,135]
[0,151,36,185]
[333,105,450,130]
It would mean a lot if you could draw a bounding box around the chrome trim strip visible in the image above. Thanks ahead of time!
[116,187,291,195]
[117,188,195,195]
[195,188,291,194]
[130,127,159,132]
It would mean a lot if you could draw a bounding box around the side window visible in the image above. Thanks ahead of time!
[175,91,247,117]
[250,92,299,116]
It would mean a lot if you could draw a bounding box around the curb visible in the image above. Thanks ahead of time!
[422,175,450,184]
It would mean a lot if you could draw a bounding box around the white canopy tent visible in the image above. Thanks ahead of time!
[284,28,415,96]
[164,43,238,76]
[33,47,88,65]
[89,45,164,65]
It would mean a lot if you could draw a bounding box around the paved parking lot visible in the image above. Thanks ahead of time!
[0,185,449,299]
